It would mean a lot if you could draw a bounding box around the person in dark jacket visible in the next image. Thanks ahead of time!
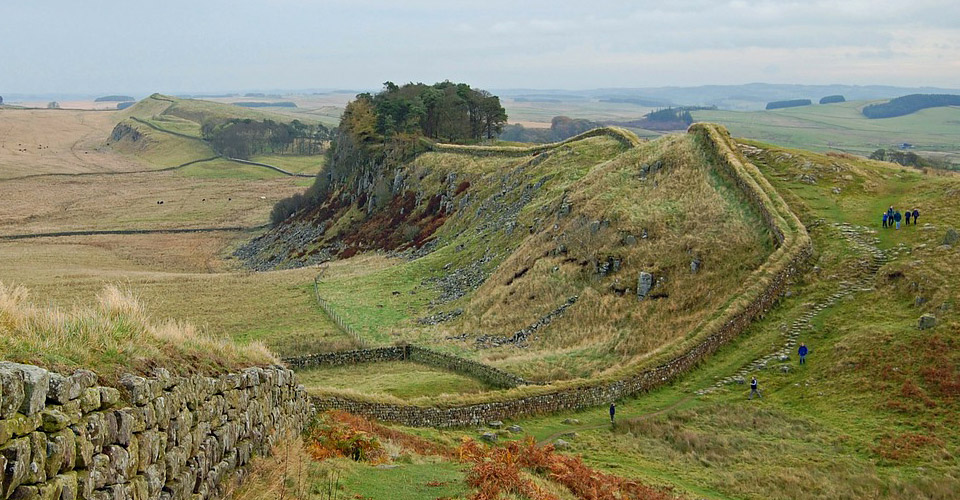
[905,210,912,225]
[749,377,762,399]
[887,206,894,226]
[882,212,888,228]
[798,343,808,364]
[609,403,616,424]
[912,208,919,225]
[894,210,902,229]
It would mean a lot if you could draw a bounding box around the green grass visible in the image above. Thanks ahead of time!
[297,361,492,399]
[694,101,960,165]
[341,460,470,499]
[249,154,325,174]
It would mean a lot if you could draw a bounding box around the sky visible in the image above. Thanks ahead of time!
[2,0,959,94]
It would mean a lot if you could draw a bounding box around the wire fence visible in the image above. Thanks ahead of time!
[314,268,366,348]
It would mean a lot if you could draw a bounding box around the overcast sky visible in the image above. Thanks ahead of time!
[3,0,959,94]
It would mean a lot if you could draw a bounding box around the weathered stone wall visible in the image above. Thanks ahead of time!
[423,127,642,157]
[0,363,310,500]
[284,345,531,389]
[306,124,814,428]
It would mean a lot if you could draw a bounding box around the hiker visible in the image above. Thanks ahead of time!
[894,210,902,230]
[912,208,919,225]
[749,377,762,399]
[887,206,895,229]
[609,403,616,424]
[798,343,808,365]
[882,212,888,228]
[905,210,912,225]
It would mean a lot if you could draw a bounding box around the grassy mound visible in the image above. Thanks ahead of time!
[0,282,276,382]
[259,128,774,384]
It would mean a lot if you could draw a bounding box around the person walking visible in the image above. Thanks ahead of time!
[749,377,762,399]
[912,208,919,225]
[894,210,902,229]
[882,212,888,228]
[887,206,894,228]
[798,343,808,365]
[609,403,616,424]
[905,210,912,225]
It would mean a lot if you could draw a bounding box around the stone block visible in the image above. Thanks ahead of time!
[1,436,31,499]
[78,390,100,415]
[46,375,81,406]
[98,390,119,411]
[41,409,71,433]
[52,473,78,500]
[27,432,48,484]
[117,376,149,407]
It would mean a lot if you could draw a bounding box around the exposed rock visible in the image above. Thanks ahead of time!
[690,258,701,274]
[507,425,523,433]
[637,272,653,300]
[561,418,580,425]
[475,296,578,348]
[479,432,498,443]
[780,365,791,373]
[918,314,937,330]
[416,308,463,325]
[554,439,571,450]
[487,421,503,429]
[944,228,959,246]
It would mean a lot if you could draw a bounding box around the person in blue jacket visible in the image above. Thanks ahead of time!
[609,403,616,424]
[798,343,808,364]
[882,212,888,228]
[905,210,912,225]
[894,210,902,229]
[887,206,894,228]
[912,208,919,225]
[749,377,762,399]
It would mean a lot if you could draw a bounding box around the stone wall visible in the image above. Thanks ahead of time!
[423,127,642,157]
[0,363,310,500]
[306,124,814,428]
[285,345,531,389]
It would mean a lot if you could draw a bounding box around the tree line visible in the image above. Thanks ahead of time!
[862,94,960,119]
[201,118,330,158]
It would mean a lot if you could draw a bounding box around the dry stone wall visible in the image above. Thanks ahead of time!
[0,362,310,500]
[285,345,531,389]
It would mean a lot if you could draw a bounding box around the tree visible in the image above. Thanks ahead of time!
[47,101,60,109]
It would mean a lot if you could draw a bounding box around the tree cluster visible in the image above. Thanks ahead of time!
[862,94,960,119]
[765,99,812,110]
[819,95,845,104]
[361,81,507,142]
[202,119,330,159]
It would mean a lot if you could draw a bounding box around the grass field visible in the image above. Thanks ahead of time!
[297,361,492,400]
[693,101,960,166]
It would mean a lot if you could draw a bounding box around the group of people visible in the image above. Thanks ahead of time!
[882,206,920,229]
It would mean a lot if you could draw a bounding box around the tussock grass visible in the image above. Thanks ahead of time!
[0,282,276,382]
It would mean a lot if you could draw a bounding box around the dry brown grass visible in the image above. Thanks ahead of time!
[0,108,156,178]
[0,281,276,382]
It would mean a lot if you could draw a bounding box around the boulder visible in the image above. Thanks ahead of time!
[918,314,937,330]
[554,439,571,450]
[507,425,523,433]
[479,432,497,443]
[487,421,503,429]
[561,418,580,425]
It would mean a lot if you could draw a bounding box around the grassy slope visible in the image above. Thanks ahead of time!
[693,101,960,164]
[401,142,960,500]
[310,132,773,384]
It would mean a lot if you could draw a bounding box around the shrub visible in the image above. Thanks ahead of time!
[766,99,812,110]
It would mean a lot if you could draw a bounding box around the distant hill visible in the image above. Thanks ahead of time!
[95,95,135,102]
[861,94,960,119]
